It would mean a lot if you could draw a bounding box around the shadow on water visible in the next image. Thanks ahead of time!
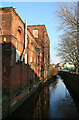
[62,76,79,111]
[4,75,79,119]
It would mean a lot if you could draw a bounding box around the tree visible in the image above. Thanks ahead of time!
[56,2,79,74]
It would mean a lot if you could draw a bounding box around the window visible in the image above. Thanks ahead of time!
[25,54,27,64]
[33,30,38,38]
[18,29,21,34]
[30,57,32,62]
[34,58,36,63]
[44,70,46,78]
[17,27,21,42]
[37,59,38,63]
[16,49,20,62]
[3,37,6,42]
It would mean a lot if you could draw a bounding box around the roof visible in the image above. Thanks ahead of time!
[27,24,45,27]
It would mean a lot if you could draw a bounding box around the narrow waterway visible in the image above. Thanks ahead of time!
[8,75,79,119]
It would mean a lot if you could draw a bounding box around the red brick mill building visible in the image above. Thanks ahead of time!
[0,7,50,118]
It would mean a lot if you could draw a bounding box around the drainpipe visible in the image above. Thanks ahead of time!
[25,19,28,85]
[21,19,27,61]
[20,19,27,89]
[25,19,28,86]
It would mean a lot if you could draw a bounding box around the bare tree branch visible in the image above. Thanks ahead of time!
[56,2,78,70]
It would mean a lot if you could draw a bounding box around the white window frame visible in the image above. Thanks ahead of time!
[16,49,20,62]
[16,41,18,49]
[25,54,27,64]
[30,57,32,62]
[34,58,36,63]
[33,29,38,38]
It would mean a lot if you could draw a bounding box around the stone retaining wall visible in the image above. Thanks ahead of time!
[58,71,79,96]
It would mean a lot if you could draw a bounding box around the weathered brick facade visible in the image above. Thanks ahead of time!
[0,7,50,118]
[28,25,50,81]
[0,7,25,95]
[27,28,42,84]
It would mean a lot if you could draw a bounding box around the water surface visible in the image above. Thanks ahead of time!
[8,75,79,119]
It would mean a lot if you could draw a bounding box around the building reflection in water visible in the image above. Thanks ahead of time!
[33,86,50,119]
[33,76,79,119]
[6,76,79,119]
[33,80,58,119]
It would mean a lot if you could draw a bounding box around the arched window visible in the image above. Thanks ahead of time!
[16,27,22,63]
[17,29,21,42]
[17,26,22,42]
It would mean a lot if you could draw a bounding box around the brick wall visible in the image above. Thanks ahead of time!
[1,7,50,118]
[28,25,50,80]
[1,7,25,95]
[1,7,50,96]
[2,42,11,95]
[1,7,42,96]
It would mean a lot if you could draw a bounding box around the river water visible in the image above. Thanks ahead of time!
[8,75,79,119]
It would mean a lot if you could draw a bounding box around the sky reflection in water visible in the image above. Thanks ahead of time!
[49,76,79,118]
[8,76,79,119]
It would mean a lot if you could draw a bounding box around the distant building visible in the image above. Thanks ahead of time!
[50,64,56,68]
[49,64,58,77]
[64,62,75,70]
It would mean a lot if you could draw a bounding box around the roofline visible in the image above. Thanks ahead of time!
[0,7,13,9]
[0,7,25,25]
[28,24,50,42]
[27,24,45,27]
[27,27,35,40]
[1,7,50,43]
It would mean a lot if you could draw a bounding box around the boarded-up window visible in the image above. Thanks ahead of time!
[33,30,38,38]
[16,49,20,62]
